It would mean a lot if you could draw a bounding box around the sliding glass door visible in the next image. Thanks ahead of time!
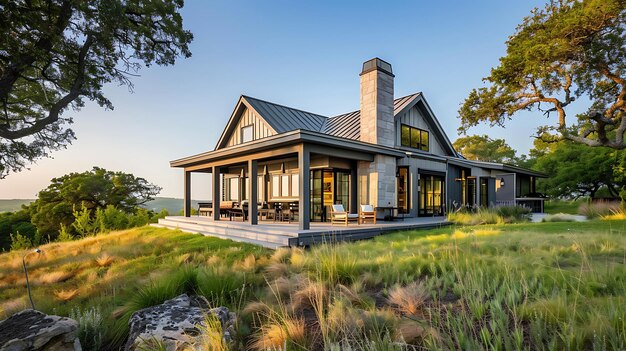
[419,174,445,216]
[310,169,350,222]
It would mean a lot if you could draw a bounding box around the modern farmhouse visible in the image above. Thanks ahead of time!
[167,58,545,238]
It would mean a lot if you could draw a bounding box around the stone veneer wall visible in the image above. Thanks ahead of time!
[358,61,397,211]
[359,66,395,147]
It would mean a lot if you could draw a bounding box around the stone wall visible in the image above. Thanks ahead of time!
[357,155,397,214]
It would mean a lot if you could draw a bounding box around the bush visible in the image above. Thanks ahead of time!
[10,232,32,250]
[94,205,129,232]
[70,306,103,351]
[447,208,503,225]
[495,205,532,222]
[578,201,622,219]
[541,213,579,222]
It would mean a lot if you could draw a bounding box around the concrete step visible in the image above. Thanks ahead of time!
[156,218,292,247]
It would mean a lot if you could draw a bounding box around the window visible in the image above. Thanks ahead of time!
[280,175,290,197]
[291,174,299,196]
[228,177,239,201]
[258,176,264,202]
[271,175,280,197]
[400,124,429,151]
[241,125,253,143]
[269,173,299,199]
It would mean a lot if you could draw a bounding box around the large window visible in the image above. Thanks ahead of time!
[400,124,429,151]
[270,173,299,199]
[241,125,253,143]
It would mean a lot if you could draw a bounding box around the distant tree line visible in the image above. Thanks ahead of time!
[0,167,166,251]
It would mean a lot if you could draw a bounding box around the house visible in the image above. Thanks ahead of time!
[170,58,545,231]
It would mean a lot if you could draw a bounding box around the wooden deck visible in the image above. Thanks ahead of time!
[154,215,450,249]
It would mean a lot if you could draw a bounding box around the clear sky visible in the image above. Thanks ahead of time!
[1,0,560,200]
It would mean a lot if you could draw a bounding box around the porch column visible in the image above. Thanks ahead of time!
[212,166,221,220]
[248,159,258,225]
[183,170,191,217]
[298,144,311,230]
[350,161,358,213]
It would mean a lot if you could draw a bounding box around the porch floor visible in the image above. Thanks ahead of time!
[154,215,450,249]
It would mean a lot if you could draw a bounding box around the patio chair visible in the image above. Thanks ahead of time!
[330,204,359,226]
[359,204,376,224]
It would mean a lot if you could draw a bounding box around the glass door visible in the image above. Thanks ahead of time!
[335,171,350,212]
[397,167,409,214]
[419,174,445,216]
[310,170,323,221]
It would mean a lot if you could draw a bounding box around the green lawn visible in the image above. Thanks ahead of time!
[544,199,586,214]
[1,221,624,350]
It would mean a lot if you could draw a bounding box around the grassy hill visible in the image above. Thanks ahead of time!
[0,221,624,350]
[0,197,202,215]
[0,199,35,213]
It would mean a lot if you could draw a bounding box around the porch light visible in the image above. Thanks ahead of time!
[500,178,505,187]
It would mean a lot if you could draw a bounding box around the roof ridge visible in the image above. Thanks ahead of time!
[328,91,422,119]
[242,95,329,119]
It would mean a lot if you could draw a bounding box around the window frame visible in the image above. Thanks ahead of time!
[269,172,300,200]
[241,125,254,143]
[400,124,429,152]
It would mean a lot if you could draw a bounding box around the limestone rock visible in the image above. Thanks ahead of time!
[0,309,81,351]
[125,294,236,351]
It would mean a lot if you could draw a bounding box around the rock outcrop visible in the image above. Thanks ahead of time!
[124,294,236,351]
[0,309,81,351]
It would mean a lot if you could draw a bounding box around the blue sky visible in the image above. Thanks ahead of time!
[1,0,557,199]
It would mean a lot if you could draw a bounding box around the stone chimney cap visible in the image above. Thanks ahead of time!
[360,58,394,77]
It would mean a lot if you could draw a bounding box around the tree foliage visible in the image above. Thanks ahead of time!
[0,0,193,177]
[29,167,161,237]
[532,141,624,198]
[459,0,626,149]
[453,134,520,163]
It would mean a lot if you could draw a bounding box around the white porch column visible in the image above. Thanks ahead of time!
[212,166,221,220]
[183,170,191,217]
[298,144,311,230]
[248,159,258,225]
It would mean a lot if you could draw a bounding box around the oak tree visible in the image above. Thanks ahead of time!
[459,0,626,149]
[453,134,520,163]
[0,0,193,177]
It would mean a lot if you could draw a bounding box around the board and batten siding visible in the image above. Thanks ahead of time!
[395,106,447,156]
[225,107,276,147]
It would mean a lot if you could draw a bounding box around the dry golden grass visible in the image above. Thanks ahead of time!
[250,318,306,351]
[54,288,79,302]
[265,262,289,279]
[388,282,429,315]
[396,319,435,344]
[291,280,327,310]
[270,247,291,263]
[37,270,75,285]
[238,254,257,271]
[472,228,501,237]
[289,248,308,269]
[206,255,221,266]
[0,297,27,317]
[176,253,191,265]
[242,301,271,317]
[95,253,115,267]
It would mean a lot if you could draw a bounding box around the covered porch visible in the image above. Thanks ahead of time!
[172,131,406,231]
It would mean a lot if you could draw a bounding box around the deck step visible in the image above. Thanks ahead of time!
[151,223,282,249]
[156,218,292,247]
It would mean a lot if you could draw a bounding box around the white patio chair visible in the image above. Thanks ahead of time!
[359,204,376,224]
[330,204,359,226]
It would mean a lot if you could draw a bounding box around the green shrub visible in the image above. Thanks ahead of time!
[542,213,578,222]
[495,205,532,222]
[10,232,32,250]
[70,306,103,351]
[447,209,503,225]
[72,203,97,237]
[95,205,129,232]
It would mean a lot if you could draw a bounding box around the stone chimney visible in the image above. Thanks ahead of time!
[357,58,397,211]
[359,58,395,147]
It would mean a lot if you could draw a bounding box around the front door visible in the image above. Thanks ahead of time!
[419,174,445,216]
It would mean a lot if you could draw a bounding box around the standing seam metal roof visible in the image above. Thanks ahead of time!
[241,92,422,141]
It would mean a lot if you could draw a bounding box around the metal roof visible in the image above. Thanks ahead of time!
[240,93,423,141]
[243,95,327,134]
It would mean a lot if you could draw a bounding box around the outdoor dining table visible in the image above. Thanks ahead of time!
[375,206,405,221]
